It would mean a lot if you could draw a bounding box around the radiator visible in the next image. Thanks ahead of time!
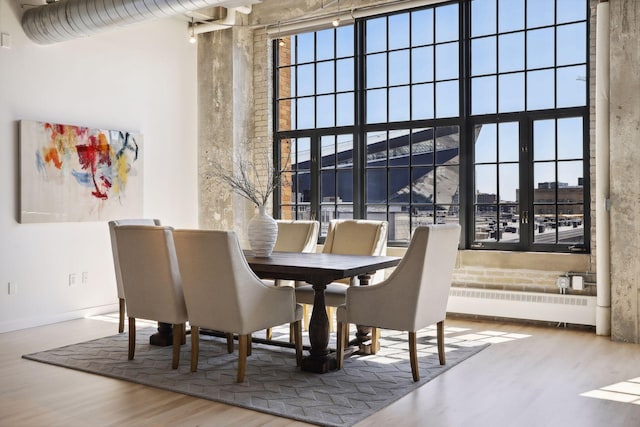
[447,288,597,326]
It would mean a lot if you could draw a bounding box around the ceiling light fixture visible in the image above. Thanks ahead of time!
[189,17,196,44]
[332,0,340,27]
[277,21,285,47]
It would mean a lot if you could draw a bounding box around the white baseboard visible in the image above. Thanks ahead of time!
[0,303,119,334]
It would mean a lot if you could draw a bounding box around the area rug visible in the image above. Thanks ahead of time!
[23,325,488,427]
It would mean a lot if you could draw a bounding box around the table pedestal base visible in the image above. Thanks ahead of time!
[301,355,337,373]
[149,322,185,346]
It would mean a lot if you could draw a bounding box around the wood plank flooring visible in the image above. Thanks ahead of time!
[1,315,640,427]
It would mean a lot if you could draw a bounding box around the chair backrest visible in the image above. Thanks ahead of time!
[375,224,460,331]
[109,218,161,299]
[174,229,291,334]
[322,219,388,284]
[274,220,319,253]
[113,225,187,325]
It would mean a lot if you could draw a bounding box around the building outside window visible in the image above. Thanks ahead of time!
[273,0,589,251]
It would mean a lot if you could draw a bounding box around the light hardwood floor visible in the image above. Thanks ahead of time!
[2,315,640,427]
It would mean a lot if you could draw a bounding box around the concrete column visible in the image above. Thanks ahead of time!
[198,26,255,243]
[609,0,640,343]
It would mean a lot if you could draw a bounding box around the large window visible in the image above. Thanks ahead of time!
[274,0,589,251]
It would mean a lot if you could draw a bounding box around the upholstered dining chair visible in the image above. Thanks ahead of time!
[108,218,161,333]
[295,219,388,330]
[173,229,304,383]
[113,224,188,369]
[265,220,319,340]
[335,224,461,382]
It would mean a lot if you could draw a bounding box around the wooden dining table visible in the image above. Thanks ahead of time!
[245,251,401,374]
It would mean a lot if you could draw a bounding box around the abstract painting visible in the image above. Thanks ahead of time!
[20,120,143,223]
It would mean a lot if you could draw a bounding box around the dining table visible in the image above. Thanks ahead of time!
[245,250,401,374]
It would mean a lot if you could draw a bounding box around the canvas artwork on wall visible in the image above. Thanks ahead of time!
[20,120,143,223]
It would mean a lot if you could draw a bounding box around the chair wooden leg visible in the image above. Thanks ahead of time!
[292,320,303,367]
[237,334,248,383]
[303,304,310,331]
[247,333,252,356]
[226,333,234,353]
[171,323,182,369]
[289,323,295,344]
[409,331,419,382]
[191,326,200,372]
[437,320,446,365]
[371,327,380,354]
[336,322,346,370]
[327,307,335,332]
[128,317,136,360]
[118,298,125,333]
[266,327,273,340]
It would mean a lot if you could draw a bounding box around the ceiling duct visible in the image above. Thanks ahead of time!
[21,0,253,45]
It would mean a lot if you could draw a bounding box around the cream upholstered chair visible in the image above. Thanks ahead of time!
[109,218,161,333]
[335,224,461,382]
[173,229,304,383]
[265,220,319,340]
[113,225,188,369]
[295,219,388,329]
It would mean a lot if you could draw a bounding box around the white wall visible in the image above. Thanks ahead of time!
[0,0,199,332]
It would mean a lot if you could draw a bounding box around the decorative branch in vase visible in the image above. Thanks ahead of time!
[209,149,289,257]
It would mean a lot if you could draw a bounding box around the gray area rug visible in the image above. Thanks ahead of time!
[23,325,488,427]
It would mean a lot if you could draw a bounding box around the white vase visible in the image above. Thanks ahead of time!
[247,205,278,257]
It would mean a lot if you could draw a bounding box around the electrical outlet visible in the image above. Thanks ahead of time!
[557,276,570,289]
[572,275,584,290]
[82,271,89,285]
[8,281,17,295]
[69,273,79,287]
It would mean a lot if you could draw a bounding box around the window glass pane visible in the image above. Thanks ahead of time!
[527,0,555,28]
[337,134,353,167]
[297,32,315,63]
[321,170,335,200]
[412,167,433,202]
[500,206,520,242]
[366,205,387,222]
[336,58,354,91]
[499,122,519,162]
[297,169,312,202]
[475,205,497,241]
[321,135,335,169]
[367,169,387,203]
[435,3,459,43]
[476,164,497,195]
[471,0,497,37]
[435,81,459,118]
[534,206,556,243]
[534,163,556,201]
[557,65,586,108]
[557,23,586,66]
[316,61,334,94]
[471,76,497,115]
[557,117,583,159]
[280,205,295,220]
[412,46,434,83]
[499,163,519,203]
[366,131,387,163]
[557,0,586,24]
[411,9,434,46]
[278,67,294,98]
[498,72,524,113]
[412,206,436,228]
[297,137,310,167]
[281,172,294,205]
[337,169,353,202]
[389,168,410,201]
[297,64,315,96]
[366,53,387,88]
[412,128,434,166]
[297,98,315,129]
[336,25,354,57]
[412,83,435,120]
[366,17,387,53]
[498,32,524,73]
[389,13,410,50]
[475,123,497,164]
[527,28,555,69]
[388,209,410,241]
[527,69,555,110]
[389,86,410,122]
[389,50,410,86]
[436,126,460,164]
[471,36,497,76]
[436,165,459,204]
[499,0,524,32]
[336,92,354,126]
[366,89,387,123]
[558,160,583,188]
[316,28,334,61]
[435,42,459,80]
[534,119,556,161]
[316,95,335,128]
